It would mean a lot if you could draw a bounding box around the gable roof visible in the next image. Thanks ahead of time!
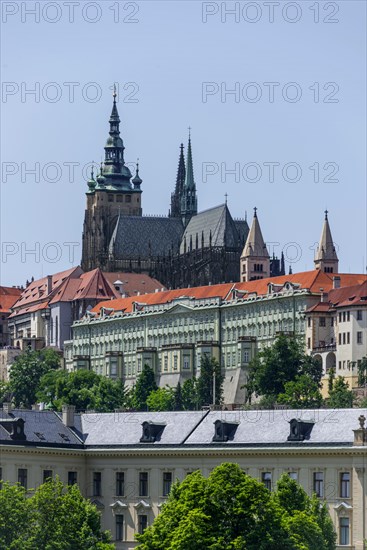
[180,204,244,253]
[49,268,118,304]
[109,216,184,259]
[241,211,269,258]
[103,272,165,296]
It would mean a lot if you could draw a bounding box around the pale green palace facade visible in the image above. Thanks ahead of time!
[64,278,319,406]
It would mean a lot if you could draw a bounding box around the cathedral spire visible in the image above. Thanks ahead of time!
[240,208,270,281]
[180,130,198,226]
[170,143,186,218]
[314,210,339,273]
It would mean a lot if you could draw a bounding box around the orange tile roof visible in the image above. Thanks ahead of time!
[92,283,234,314]
[12,267,82,310]
[103,272,165,297]
[49,268,118,304]
[8,301,49,318]
[0,286,23,313]
[329,280,367,308]
[90,271,367,316]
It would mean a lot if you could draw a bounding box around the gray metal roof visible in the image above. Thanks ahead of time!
[0,410,83,447]
[180,204,245,254]
[81,411,208,446]
[109,216,184,259]
[184,409,366,446]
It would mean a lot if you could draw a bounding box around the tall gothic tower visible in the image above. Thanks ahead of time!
[240,208,270,281]
[170,143,186,218]
[180,133,198,227]
[314,210,339,273]
[81,90,142,271]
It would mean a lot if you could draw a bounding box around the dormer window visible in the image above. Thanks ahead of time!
[0,418,26,441]
[140,421,166,443]
[288,418,314,442]
[212,420,239,442]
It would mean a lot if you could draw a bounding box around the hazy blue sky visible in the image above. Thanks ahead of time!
[1,0,366,286]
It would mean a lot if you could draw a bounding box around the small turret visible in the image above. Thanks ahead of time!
[132,160,143,189]
[240,208,270,282]
[314,210,339,273]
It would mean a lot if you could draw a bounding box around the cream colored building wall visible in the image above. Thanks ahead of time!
[1,446,366,550]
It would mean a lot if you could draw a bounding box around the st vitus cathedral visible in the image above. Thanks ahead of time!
[81,93,285,288]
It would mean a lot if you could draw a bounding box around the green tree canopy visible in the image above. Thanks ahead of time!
[136,463,336,550]
[246,334,322,404]
[36,368,125,412]
[131,364,158,411]
[9,349,61,408]
[277,374,324,409]
[357,357,367,387]
[181,378,198,410]
[0,478,113,549]
[146,387,175,411]
[327,376,354,408]
[197,355,224,408]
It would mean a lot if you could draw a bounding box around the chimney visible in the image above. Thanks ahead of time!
[2,402,13,414]
[47,275,53,295]
[333,276,341,289]
[353,415,367,446]
[31,404,40,411]
[62,404,75,427]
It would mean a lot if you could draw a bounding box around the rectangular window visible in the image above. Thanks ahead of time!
[93,472,102,496]
[339,312,342,322]
[307,317,311,327]
[347,311,350,322]
[319,317,326,327]
[339,517,350,545]
[138,515,148,534]
[18,468,27,489]
[115,515,124,541]
[108,195,114,202]
[164,356,168,371]
[173,356,178,371]
[163,472,172,496]
[343,312,346,322]
[338,333,341,345]
[357,310,363,321]
[313,472,324,498]
[43,470,53,483]
[125,195,132,203]
[307,338,311,349]
[340,472,350,498]
[183,356,190,369]
[357,331,363,344]
[343,333,346,345]
[261,472,272,491]
[139,472,148,497]
[288,472,298,481]
[68,471,77,485]
[243,349,250,362]
[331,317,334,326]
[116,472,124,496]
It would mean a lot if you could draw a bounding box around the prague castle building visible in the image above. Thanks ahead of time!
[81,94,285,288]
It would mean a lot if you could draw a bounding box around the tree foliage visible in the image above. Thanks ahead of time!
[277,374,323,409]
[246,334,322,404]
[181,378,199,410]
[0,478,113,549]
[136,464,336,550]
[327,376,354,408]
[147,387,175,411]
[131,364,158,411]
[37,368,125,412]
[9,349,61,408]
[197,355,224,407]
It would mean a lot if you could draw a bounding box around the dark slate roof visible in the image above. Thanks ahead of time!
[180,204,245,253]
[109,216,184,259]
[0,410,83,447]
[184,409,366,446]
[234,219,249,246]
[81,411,208,446]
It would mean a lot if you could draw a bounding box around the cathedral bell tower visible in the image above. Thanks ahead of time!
[81,89,142,271]
[240,208,270,281]
[314,210,339,273]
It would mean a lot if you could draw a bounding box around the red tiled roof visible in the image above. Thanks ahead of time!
[103,272,165,297]
[12,267,82,310]
[92,283,234,314]
[306,302,332,313]
[49,268,118,304]
[0,286,23,313]
[329,280,367,308]
[8,301,49,318]
[91,271,367,316]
